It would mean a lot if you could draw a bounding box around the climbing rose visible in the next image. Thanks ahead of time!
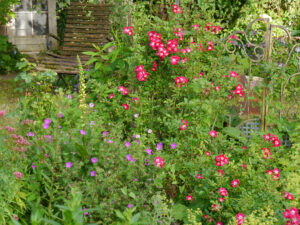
[175,76,188,87]
[122,104,129,110]
[230,71,238,78]
[118,86,129,95]
[154,157,165,168]
[209,130,217,138]
[236,213,246,225]
[179,119,188,130]
[284,192,294,200]
[135,65,149,81]
[186,195,193,201]
[172,4,182,14]
[170,55,180,65]
[231,179,240,188]
[264,133,271,141]
[219,187,228,196]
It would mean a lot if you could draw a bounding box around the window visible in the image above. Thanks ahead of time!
[14,0,48,36]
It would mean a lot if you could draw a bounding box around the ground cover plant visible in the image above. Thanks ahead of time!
[0,1,299,225]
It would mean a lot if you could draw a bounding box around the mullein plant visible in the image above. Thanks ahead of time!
[77,55,87,128]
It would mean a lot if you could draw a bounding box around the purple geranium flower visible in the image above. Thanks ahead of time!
[90,121,95,126]
[66,162,72,168]
[127,204,133,208]
[91,157,98,164]
[90,171,95,176]
[58,113,63,118]
[43,124,49,129]
[32,163,36,170]
[108,140,113,143]
[157,142,163,151]
[44,118,51,125]
[126,154,132,161]
[80,130,86,135]
[125,142,131,147]
[102,131,108,137]
[148,129,152,134]
[89,103,94,108]
[171,142,177,149]
[146,148,152,155]
[27,132,34,137]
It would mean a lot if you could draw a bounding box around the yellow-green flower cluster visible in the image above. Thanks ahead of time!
[77,55,87,128]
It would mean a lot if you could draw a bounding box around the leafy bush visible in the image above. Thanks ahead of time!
[0,36,22,73]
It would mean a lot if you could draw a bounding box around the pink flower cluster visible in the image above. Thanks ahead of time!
[264,133,281,147]
[219,187,228,196]
[171,55,180,65]
[21,119,34,126]
[118,86,129,95]
[174,28,183,41]
[152,60,157,71]
[215,154,229,167]
[154,157,165,168]
[236,213,246,225]
[266,168,280,181]
[175,76,188,87]
[283,207,299,225]
[123,26,134,36]
[14,171,24,180]
[204,23,222,34]
[167,38,179,53]
[0,110,6,117]
[284,192,294,200]
[232,84,244,97]
[172,4,182,14]
[135,65,149,81]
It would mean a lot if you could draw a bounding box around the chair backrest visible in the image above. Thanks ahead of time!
[61,2,111,56]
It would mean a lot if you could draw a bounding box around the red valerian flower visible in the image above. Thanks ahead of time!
[154,157,165,168]
[186,195,193,201]
[179,119,188,130]
[231,179,240,188]
[219,187,228,196]
[175,76,188,87]
[118,86,129,95]
[171,55,180,65]
[209,130,217,138]
[236,213,246,225]
[122,104,129,110]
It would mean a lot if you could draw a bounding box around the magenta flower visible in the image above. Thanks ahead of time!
[125,142,131,147]
[171,142,177,149]
[14,171,23,179]
[66,162,72,168]
[90,171,95,176]
[82,208,89,215]
[126,154,132,161]
[27,132,34,137]
[108,140,113,143]
[43,124,49,129]
[90,121,95,126]
[127,204,133,208]
[58,113,63,118]
[89,102,94,108]
[91,157,98,164]
[148,129,152,134]
[102,131,108,137]
[67,94,72,99]
[44,118,51,125]
[156,142,163,151]
[80,130,86,135]
[32,163,36,170]
[146,148,152,155]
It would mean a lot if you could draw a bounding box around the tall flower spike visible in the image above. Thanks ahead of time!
[77,55,87,128]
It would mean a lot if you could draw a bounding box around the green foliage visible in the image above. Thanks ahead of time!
[0,0,20,25]
[0,36,22,73]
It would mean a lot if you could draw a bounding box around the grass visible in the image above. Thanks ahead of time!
[0,73,22,128]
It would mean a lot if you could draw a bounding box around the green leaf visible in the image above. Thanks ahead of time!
[75,143,88,158]
[172,204,187,220]
[115,210,125,220]
[130,213,141,224]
